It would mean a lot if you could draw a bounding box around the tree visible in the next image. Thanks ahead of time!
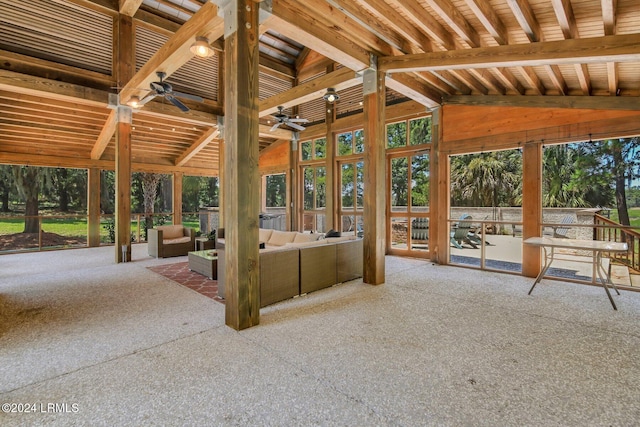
[11,166,51,233]
[542,144,590,208]
[576,138,639,225]
[140,173,162,236]
[451,151,521,213]
[0,165,14,212]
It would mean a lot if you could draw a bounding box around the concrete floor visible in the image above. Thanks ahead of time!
[1,244,640,426]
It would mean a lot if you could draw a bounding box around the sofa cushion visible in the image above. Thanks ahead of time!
[163,236,191,245]
[284,240,326,248]
[268,230,298,246]
[259,228,274,243]
[293,232,321,243]
[325,235,357,243]
[157,225,184,240]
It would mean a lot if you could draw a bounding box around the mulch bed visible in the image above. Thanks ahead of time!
[0,232,86,251]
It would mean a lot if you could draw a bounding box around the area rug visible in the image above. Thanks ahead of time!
[148,262,224,304]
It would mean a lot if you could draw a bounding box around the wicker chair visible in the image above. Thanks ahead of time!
[147,225,195,258]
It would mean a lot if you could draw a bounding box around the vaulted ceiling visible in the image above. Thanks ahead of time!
[1,0,639,176]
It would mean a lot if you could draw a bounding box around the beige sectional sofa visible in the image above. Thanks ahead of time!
[216,229,363,307]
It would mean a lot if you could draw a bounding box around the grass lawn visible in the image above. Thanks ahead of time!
[608,207,640,230]
[0,214,203,243]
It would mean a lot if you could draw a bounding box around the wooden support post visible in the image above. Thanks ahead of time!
[288,135,298,231]
[362,63,385,285]
[87,167,101,247]
[218,117,225,229]
[432,107,449,264]
[172,172,183,225]
[114,13,134,263]
[115,107,132,263]
[324,85,336,231]
[522,142,542,277]
[223,0,260,330]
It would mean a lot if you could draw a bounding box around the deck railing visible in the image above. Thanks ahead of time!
[594,214,639,273]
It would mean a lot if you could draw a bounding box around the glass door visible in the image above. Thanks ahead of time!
[387,151,430,257]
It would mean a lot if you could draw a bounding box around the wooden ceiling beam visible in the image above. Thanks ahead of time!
[379,34,640,72]
[552,0,591,95]
[507,0,568,95]
[119,0,144,16]
[175,127,220,166]
[260,67,361,117]
[388,0,455,50]
[385,73,442,108]
[91,108,117,159]
[602,0,618,95]
[326,0,412,53]
[267,1,369,70]
[120,2,223,104]
[0,69,109,107]
[424,0,480,48]
[443,95,640,110]
[465,0,508,45]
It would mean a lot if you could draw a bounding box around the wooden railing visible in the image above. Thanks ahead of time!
[594,214,639,273]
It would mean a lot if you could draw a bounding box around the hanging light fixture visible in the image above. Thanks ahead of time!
[323,88,340,103]
[190,36,215,58]
[126,95,141,108]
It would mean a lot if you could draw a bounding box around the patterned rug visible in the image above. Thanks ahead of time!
[148,262,224,304]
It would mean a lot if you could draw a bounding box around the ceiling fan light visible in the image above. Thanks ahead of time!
[323,88,340,103]
[127,95,141,108]
[190,36,215,58]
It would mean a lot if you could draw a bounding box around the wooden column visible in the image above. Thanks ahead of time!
[115,107,132,262]
[432,107,449,264]
[362,64,385,285]
[172,172,183,225]
[522,142,542,277]
[288,136,298,231]
[114,13,134,263]
[324,90,336,231]
[218,117,225,228]
[223,0,260,330]
[87,167,101,247]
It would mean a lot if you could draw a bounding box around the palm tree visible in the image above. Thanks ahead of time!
[451,151,521,215]
[543,144,591,208]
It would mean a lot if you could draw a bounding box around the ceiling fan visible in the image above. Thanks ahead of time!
[137,71,203,112]
[270,106,309,131]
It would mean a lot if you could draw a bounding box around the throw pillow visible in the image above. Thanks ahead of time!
[325,229,341,238]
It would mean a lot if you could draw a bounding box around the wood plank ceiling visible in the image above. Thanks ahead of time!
[0,0,639,176]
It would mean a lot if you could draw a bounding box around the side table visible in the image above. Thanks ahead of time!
[195,237,216,251]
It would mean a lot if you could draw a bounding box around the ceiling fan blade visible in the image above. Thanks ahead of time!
[288,118,309,123]
[270,123,282,131]
[287,122,306,131]
[137,93,157,105]
[172,91,204,103]
[166,95,190,112]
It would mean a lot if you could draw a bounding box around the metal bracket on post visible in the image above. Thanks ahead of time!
[117,105,132,124]
[219,0,237,38]
[259,0,272,23]
[217,116,225,139]
[362,54,378,96]
[108,93,119,110]
[430,106,440,122]
[291,131,299,151]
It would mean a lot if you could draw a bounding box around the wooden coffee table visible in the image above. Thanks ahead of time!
[188,250,218,279]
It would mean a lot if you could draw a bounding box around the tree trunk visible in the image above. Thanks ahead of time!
[611,141,631,226]
[12,166,41,233]
[24,195,40,233]
[141,173,162,239]
[1,191,8,212]
[58,168,69,212]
